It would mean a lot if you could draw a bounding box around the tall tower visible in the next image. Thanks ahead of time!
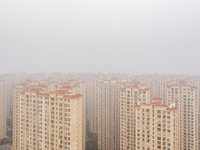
[13,81,38,150]
[135,100,178,150]
[55,79,86,150]
[119,85,150,150]
[88,77,99,134]
[166,81,199,150]
[198,112,200,149]
[0,78,7,141]
[19,89,83,150]
[88,76,129,150]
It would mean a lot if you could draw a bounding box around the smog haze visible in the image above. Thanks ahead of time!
[1,0,200,74]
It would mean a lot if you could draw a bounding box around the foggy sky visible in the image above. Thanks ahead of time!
[1,0,200,75]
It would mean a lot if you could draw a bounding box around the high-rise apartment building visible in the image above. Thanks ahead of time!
[166,81,199,150]
[97,79,110,150]
[49,73,64,83]
[88,76,99,134]
[198,112,200,149]
[152,79,172,104]
[138,77,172,103]
[56,80,86,150]
[8,74,19,117]
[120,85,150,150]
[0,74,19,119]
[13,76,86,150]
[10,73,200,150]
[88,76,151,150]
[135,100,178,150]
[185,78,200,110]
[109,77,121,150]
[0,78,7,141]
[137,77,154,101]
[88,76,131,150]
[13,81,39,150]
[39,77,57,92]
[19,89,83,150]
[23,73,46,82]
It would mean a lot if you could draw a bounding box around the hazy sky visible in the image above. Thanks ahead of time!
[1,0,200,74]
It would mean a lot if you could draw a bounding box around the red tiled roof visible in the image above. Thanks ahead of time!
[62,86,72,89]
[166,106,178,111]
[191,87,198,89]
[111,77,118,80]
[152,97,163,101]
[155,105,168,107]
[37,84,46,87]
[64,94,82,98]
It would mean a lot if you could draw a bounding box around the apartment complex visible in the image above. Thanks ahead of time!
[19,89,83,150]
[88,77,120,150]
[198,112,200,149]
[88,76,151,150]
[22,73,46,82]
[88,76,129,150]
[97,78,124,150]
[166,81,199,150]
[13,76,86,150]
[88,76,99,134]
[185,78,200,110]
[13,81,38,150]
[9,73,200,150]
[152,79,172,104]
[55,79,86,150]
[135,100,178,150]
[109,78,121,150]
[39,77,57,92]
[138,77,173,103]
[0,78,7,140]
[0,74,19,119]
[119,85,150,150]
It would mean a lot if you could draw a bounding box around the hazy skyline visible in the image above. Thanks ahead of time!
[1,0,200,74]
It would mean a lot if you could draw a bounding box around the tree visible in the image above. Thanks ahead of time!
[6,118,12,128]
[86,131,98,150]
[6,118,13,138]
[7,130,13,138]
[0,137,12,146]
[86,119,98,150]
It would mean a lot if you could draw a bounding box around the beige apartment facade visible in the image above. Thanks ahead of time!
[185,78,200,110]
[13,83,26,150]
[0,74,15,119]
[109,77,121,150]
[166,81,199,150]
[87,76,154,150]
[152,79,172,104]
[39,77,57,92]
[97,79,110,150]
[0,78,7,141]
[88,77,130,150]
[120,85,150,150]
[88,77,99,134]
[198,112,200,149]
[56,80,86,150]
[135,101,178,150]
[13,77,86,150]
[19,89,83,150]
[138,77,173,103]
[13,81,38,150]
